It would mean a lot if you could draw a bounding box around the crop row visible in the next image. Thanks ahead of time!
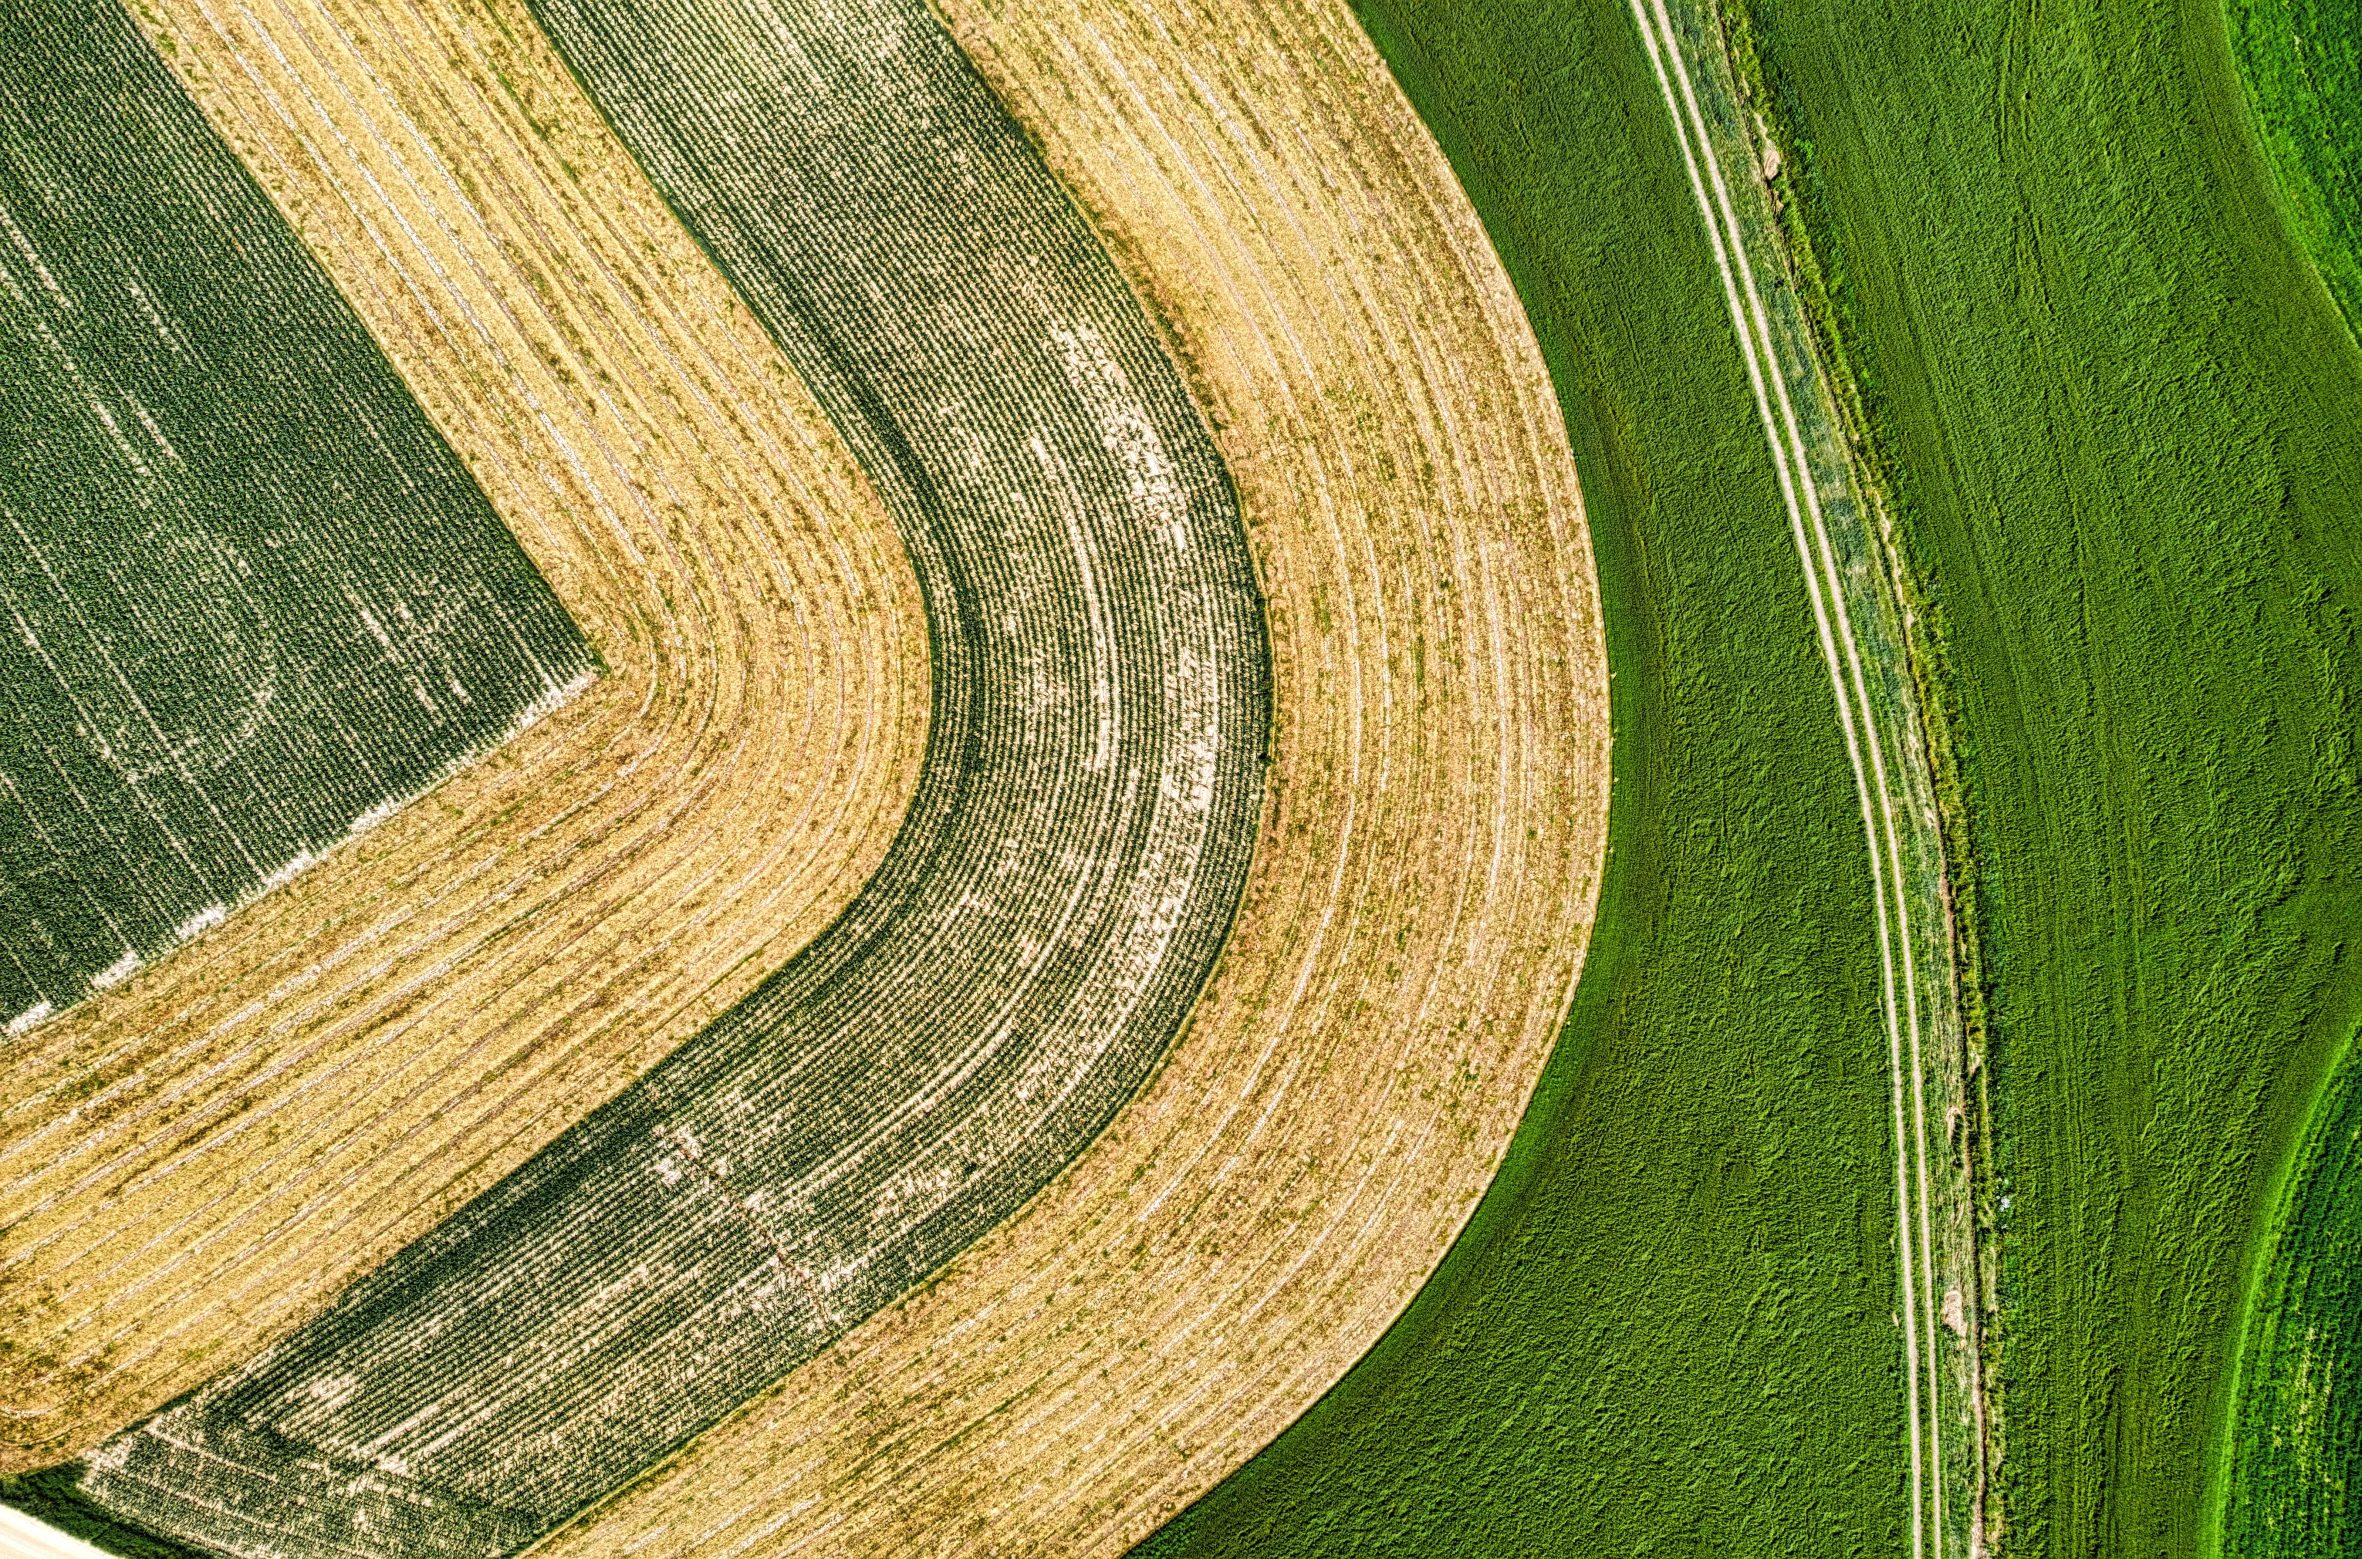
[0,0,591,1024]
[74,0,1269,1552]
[529,0,1613,1551]
[1,0,928,1476]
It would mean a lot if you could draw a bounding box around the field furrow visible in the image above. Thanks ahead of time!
[0,5,594,1036]
[507,0,1608,1553]
[74,0,1277,1547]
[0,0,928,1470]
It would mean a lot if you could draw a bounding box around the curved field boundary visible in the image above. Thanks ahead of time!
[0,0,929,1469]
[2226,0,2362,338]
[1625,0,1983,1550]
[2211,1022,2362,1556]
[2213,1024,2362,1556]
[517,1,1609,1554]
[71,0,1273,1549]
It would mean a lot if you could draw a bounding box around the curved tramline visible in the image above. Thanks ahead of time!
[64,0,1269,1554]
[1626,0,1981,1551]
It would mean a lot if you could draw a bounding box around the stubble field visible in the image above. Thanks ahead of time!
[3,0,929,1474]
[5,0,1612,1555]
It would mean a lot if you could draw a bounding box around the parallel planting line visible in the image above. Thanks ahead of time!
[69,0,1273,1552]
[1,0,929,1469]
[1628,0,1966,1552]
[0,6,594,1022]
[524,0,1610,1551]
[9,4,1610,1556]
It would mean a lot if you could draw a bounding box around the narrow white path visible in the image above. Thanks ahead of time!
[0,1507,117,1559]
[1624,3,1945,1554]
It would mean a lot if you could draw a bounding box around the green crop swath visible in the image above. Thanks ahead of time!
[2219,1030,2362,1556]
[0,0,593,1029]
[2229,0,2362,339]
[48,1,1270,1556]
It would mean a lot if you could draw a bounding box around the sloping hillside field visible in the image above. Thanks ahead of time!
[0,1,592,1024]
[58,0,1272,1552]
[6,0,1609,1550]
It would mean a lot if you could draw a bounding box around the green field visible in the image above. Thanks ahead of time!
[1138,0,1919,1551]
[2217,1028,2362,1556]
[1735,0,2362,1546]
[2213,3,2362,1548]
[2227,0,2362,336]
[0,0,592,1025]
[1140,0,2362,1550]
[49,1,1269,1555]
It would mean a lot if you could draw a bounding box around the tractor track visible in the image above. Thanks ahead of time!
[1627,0,1983,1552]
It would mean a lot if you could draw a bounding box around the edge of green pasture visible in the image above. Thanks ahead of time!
[2200,1020,2362,1557]
[2202,0,2362,1533]
[1131,0,1913,1550]
[2207,0,2362,1541]
[2221,0,2362,341]
[1730,0,2362,1543]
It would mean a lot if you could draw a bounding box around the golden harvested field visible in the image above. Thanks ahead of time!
[0,0,1607,1550]
[0,0,928,1468]
[522,0,1611,1551]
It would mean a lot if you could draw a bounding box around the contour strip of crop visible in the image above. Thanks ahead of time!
[515,0,1609,1552]
[1,0,930,1468]
[63,0,1273,1551]
[1625,0,1986,1552]
[0,3,593,1029]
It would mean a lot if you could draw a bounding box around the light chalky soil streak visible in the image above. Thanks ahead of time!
[1,0,925,1471]
[0,0,592,1023]
[72,1,1268,1555]
[527,0,1607,1553]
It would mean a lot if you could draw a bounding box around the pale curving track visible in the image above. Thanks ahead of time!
[0,0,929,1469]
[521,0,1612,1553]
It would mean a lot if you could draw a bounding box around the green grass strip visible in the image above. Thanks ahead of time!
[1726,0,2362,1545]
[2227,0,2362,338]
[2216,1026,2362,1555]
[1135,0,1919,1550]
